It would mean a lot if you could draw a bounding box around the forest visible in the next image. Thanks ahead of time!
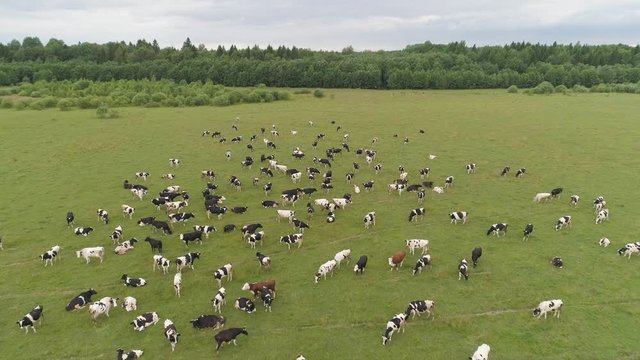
[1,37,640,90]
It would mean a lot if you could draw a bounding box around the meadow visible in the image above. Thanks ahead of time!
[1,89,640,360]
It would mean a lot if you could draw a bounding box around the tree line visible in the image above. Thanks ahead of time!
[1,37,640,89]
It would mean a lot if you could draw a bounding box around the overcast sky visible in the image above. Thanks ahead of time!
[1,0,638,51]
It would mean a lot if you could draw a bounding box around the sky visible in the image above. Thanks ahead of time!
[1,0,639,51]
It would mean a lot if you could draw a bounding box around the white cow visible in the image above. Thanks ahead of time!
[88,297,118,321]
[533,299,563,319]
[533,192,552,202]
[276,209,295,223]
[123,296,137,312]
[432,186,444,194]
[314,259,337,283]
[363,212,376,229]
[174,272,182,297]
[314,198,330,208]
[470,344,491,360]
[598,237,611,247]
[596,209,609,224]
[332,198,351,209]
[334,249,352,268]
[406,239,429,255]
[76,247,104,264]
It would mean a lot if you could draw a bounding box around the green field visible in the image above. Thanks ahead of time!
[1,90,640,360]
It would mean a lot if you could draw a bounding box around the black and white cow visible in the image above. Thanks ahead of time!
[97,209,109,224]
[175,252,201,272]
[192,314,225,330]
[169,212,196,225]
[374,163,382,174]
[515,168,526,177]
[382,313,407,345]
[314,259,337,283]
[247,231,265,248]
[261,200,278,208]
[466,163,476,174]
[40,245,61,266]
[116,349,143,360]
[444,176,454,188]
[153,255,171,274]
[151,220,172,235]
[256,252,271,270]
[65,289,98,311]
[405,300,435,319]
[419,168,430,178]
[206,206,228,220]
[193,225,216,238]
[260,286,274,312]
[211,287,226,313]
[215,327,249,351]
[292,218,310,232]
[596,209,609,224]
[408,207,426,222]
[470,344,491,360]
[276,210,296,223]
[88,296,118,321]
[131,312,159,331]
[523,223,534,240]
[169,158,180,167]
[201,170,216,179]
[533,299,563,319]
[551,256,563,268]
[114,238,138,255]
[555,216,572,231]
[234,298,256,314]
[110,225,123,244]
[179,231,204,247]
[121,274,147,287]
[570,195,580,206]
[241,223,264,239]
[471,247,482,267]
[151,197,169,210]
[231,206,248,214]
[161,173,176,180]
[363,180,375,192]
[353,255,368,274]
[74,227,94,236]
[501,166,510,176]
[406,239,429,255]
[412,254,432,275]
[417,190,426,204]
[450,211,468,224]
[135,171,149,181]
[486,223,508,236]
[144,237,163,253]
[163,319,180,351]
[213,263,233,286]
[364,212,376,229]
[76,246,104,264]
[17,305,43,333]
[458,258,469,280]
[598,237,611,247]
[618,243,640,259]
[280,233,303,249]
[281,193,300,207]
[66,211,75,226]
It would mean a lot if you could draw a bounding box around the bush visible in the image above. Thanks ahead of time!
[1,98,13,108]
[554,85,568,94]
[506,85,519,93]
[132,93,151,106]
[590,83,611,93]
[293,89,312,94]
[313,89,325,98]
[96,104,109,118]
[151,92,168,102]
[57,98,74,111]
[212,95,230,106]
[572,85,589,93]
[532,81,554,94]
[14,100,29,110]
[274,91,290,100]
[77,96,101,109]
[108,109,120,118]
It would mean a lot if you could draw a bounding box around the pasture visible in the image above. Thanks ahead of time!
[1,89,640,359]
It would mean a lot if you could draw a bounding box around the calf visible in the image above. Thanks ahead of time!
[458,258,469,280]
[215,327,249,351]
[161,173,176,180]
[444,176,454,188]
[123,296,137,312]
[533,192,552,202]
[533,299,563,319]
[515,168,526,177]
[555,216,572,231]
[17,305,43,333]
[97,209,109,224]
[314,259,338,283]
[65,289,98,311]
[550,187,563,198]
[363,212,376,229]
[598,237,610,247]
[256,252,272,270]
[412,254,432,275]
[153,255,171,274]
[260,286,274,312]
[353,255,368,274]
[276,210,295,223]
[89,297,118,321]
[471,247,482,267]
[596,209,609,224]
[382,313,407,345]
[551,256,563,268]
[450,211,468,224]
[292,218,310,232]
[110,225,123,244]
[408,207,425,222]
[211,288,226,313]
[466,163,476,174]
[121,274,147,287]
[486,223,508,237]
[131,312,159,331]
[523,223,534,241]
[388,251,406,270]
[501,166,510,176]
[164,319,180,351]
[334,249,352,268]
[406,239,429,255]
[144,237,163,253]
[570,195,580,206]
[280,233,303,249]
[66,211,75,226]
[175,252,201,272]
[74,227,94,236]
[40,245,61,266]
[234,298,256,314]
[193,225,216,238]
[405,300,435,319]
[180,230,204,247]
[151,220,172,235]
[191,314,225,330]
[121,204,135,219]
[470,344,491,360]
[242,280,277,297]
[213,263,233,286]
[173,273,182,297]
[76,247,104,264]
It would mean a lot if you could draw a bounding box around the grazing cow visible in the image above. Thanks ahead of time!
[408,207,426,222]
[76,247,104,264]
[173,272,182,297]
[169,158,180,167]
[292,218,310,232]
[276,210,295,223]
[486,223,508,237]
[144,237,163,253]
[193,225,216,238]
[470,344,491,360]
[74,227,94,236]
[570,195,580,206]
[66,211,75,226]
[180,231,204,247]
[65,289,97,311]
[224,224,236,233]
[533,299,563,319]
[471,247,483,267]
[123,297,137,312]
[122,274,147,287]
[466,163,476,174]
[151,197,169,210]
[280,233,303,249]
[242,280,277,297]
[432,186,444,194]
[412,254,432,275]
[201,170,216,179]
[618,243,640,259]
[40,245,61,266]
[256,252,272,270]
[388,251,406,270]
[388,183,405,195]
[97,209,109,224]
[444,176,454,188]
[175,252,201,272]
[406,239,429,255]
[247,231,265,248]
[17,305,43,333]
[523,223,534,241]
[533,192,552,202]
[555,216,572,231]
[215,327,249,351]
[161,173,176,180]
[211,288,226,313]
[551,187,563,198]
[450,211,468,224]
[110,225,124,244]
[334,249,352,268]
[151,220,172,235]
[163,319,180,351]
[314,259,338,283]
[169,212,196,225]
[382,313,407,345]
[131,312,159,331]
[260,286,274,312]
[89,297,118,321]
[353,255,368,274]
[213,263,233,286]
[515,168,526,177]
[262,200,278,208]
[166,200,188,213]
[363,212,376,229]
[117,349,143,359]
[596,209,609,224]
[153,255,171,274]
[234,298,256,314]
[598,237,610,247]
[301,188,317,197]
[458,258,469,280]
[406,184,422,192]
[551,256,563,268]
[501,166,510,176]
[120,205,135,219]
[290,172,302,183]
[191,314,225,330]
[405,300,435,319]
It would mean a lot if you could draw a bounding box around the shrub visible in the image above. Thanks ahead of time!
[572,85,589,93]
[0,98,13,109]
[212,95,230,106]
[151,92,168,102]
[294,89,312,94]
[57,98,74,111]
[532,81,554,94]
[132,93,151,106]
[14,100,29,110]
[506,85,519,93]
[108,109,120,118]
[96,104,109,118]
[313,89,325,98]
[554,85,568,94]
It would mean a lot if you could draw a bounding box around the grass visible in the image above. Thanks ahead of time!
[1,89,640,359]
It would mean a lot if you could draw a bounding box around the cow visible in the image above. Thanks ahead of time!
[193,225,216,238]
[169,158,180,167]
[405,300,435,319]
[292,218,310,232]
[533,299,563,319]
[551,256,563,268]
[110,225,124,244]
[382,313,407,345]
[471,247,482,267]
[224,224,236,233]
[120,204,135,219]
[280,233,303,249]
[151,220,172,235]
[412,254,432,275]
[314,259,338,283]
[301,187,317,197]
[533,192,552,203]
[175,252,201,272]
[593,196,606,211]
[17,305,43,333]
[354,255,368,274]
[256,252,272,270]
[596,209,609,224]
[121,274,146,287]
[419,168,430,179]
[388,183,405,195]
[213,263,233,286]
[206,206,228,220]
[363,180,375,192]
[161,173,176,180]
[408,207,426,222]
[88,297,118,321]
[242,280,277,298]
[65,289,97,311]
[326,211,336,223]
[458,258,469,280]
[373,162,381,173]
[486,223,508,237]
[444,176,454,188]
[247,231,265,248]
[241,223,264,239]
[432,186,444,194]
[406,239,429,255]
[276,210,295,223]
[263,182,273,196]
[123,296,137,312]
[523,224,534,241]
[501,166,510,176]
[281,193,300,206]
[179,231,204,247]
[470,344,491,360]
[144,237,163,253]
[215,327,249,351]
[211,288,226,313]
[551,187,563,198]
[76,247,104,264]
[618,243,640,259]
[114,238,138,255]
[191,314,225,330]
[169,212,196,226]
[131,312,160,331]
[262,200,278,208]
[364,212,376,229]
[417,190,426,204]
[131,188,148,200]
[66,211,75,226]
[74,227,94,236]
[153,255,171,274]
[598,237,611,247]
[555,216,572,231]
[234,298,256,314]
[515,168,526,177]
[570,195,580,206]
[97,209,109,224]
[466,163,476,174]
[116,349,143,359]
[40,245,61,266]
[260,286,274,312]
[201,170,216,179]
[388,251,406,270]
[449,211,468,224]
[166,200,188,213]
[151,197,169,210]
[334,249,352,268]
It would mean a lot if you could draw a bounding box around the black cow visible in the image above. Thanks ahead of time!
[215,327,249,351]
[551,187,563,198]
[65,289,97,311]
[421,181,434,188]
[151,197,169,210]
[137,216,155,226]
[191,314,225,330]
[551,256,564,268]
[471,247,483,267]
[17,305,43,333]
[144,237,163,253]
[66,212,74,226]
[292,219,310,232]
[354,255,368,274]
[501,166,510,176]
[523,224,534,241]
[301,188,317,197]
[151,220,172,235]
[231,206,248,214]
[223,224,236,233]
[180,231,204,247]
